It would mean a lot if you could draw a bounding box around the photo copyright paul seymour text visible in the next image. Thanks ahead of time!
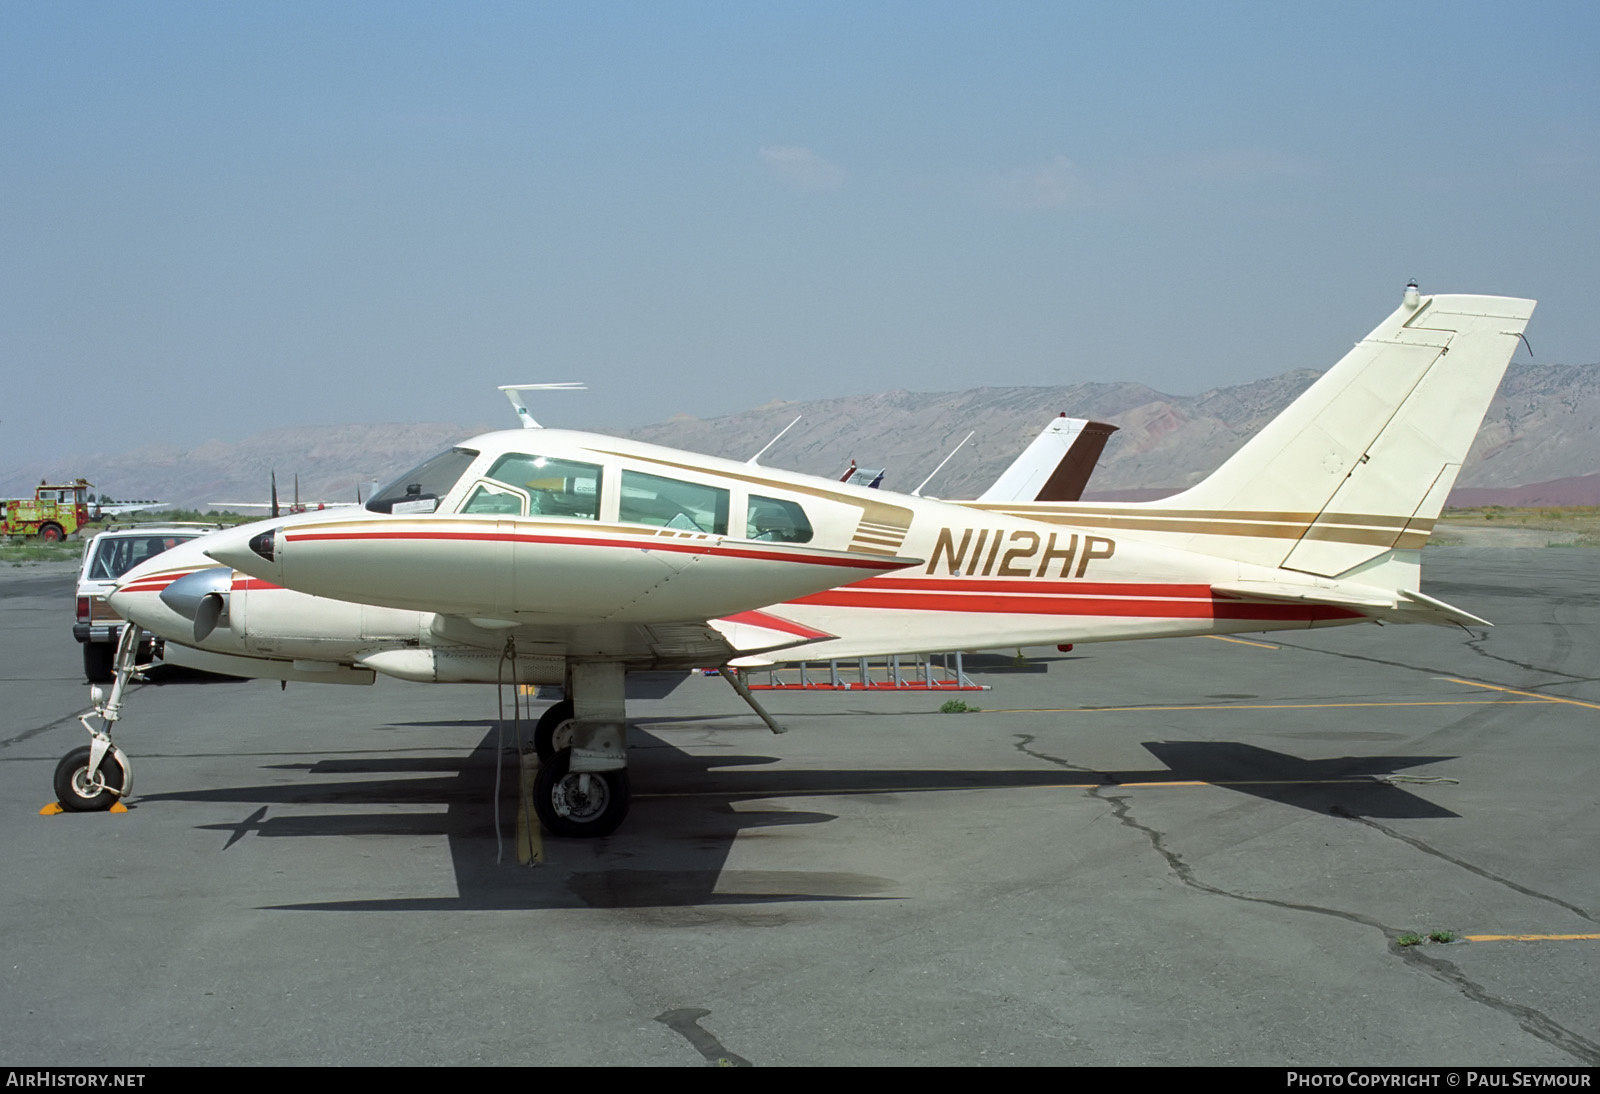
[1288,1074,1592,1088]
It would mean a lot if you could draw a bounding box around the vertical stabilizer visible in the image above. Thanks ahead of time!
[1150,292,1535,576]
[979,416,1120,503]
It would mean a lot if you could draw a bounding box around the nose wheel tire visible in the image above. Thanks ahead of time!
[532,748,629,838]
[54,746,127,812]
[532,700,575,763]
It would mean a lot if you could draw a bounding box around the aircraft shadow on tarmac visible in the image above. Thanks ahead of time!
[136,725,1458,912]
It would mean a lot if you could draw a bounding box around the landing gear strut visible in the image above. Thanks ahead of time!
[55,623,140,812]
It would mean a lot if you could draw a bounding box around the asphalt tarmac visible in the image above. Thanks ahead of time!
[1,549,1595,1066]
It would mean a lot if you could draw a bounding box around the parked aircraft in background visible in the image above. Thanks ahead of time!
[211,471,371,517]
[839,413,1118,501]
[71,289,1533,846]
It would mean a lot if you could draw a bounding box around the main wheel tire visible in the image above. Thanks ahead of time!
[83,643,114,684]
[532,699,575,763]
[38,523,64,543]
[54,746,126,812]
[532,748,630,838]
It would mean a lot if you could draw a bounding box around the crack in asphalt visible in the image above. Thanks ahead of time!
[1271,638,1587,686]
[1462,631,1585,683]
[1013,733,1114,781]
[1328,806,1596,925]
[0,679,151,754]
[0,706,100,753]
[1102,787,1600,1064]
[1014,734,1600,1065]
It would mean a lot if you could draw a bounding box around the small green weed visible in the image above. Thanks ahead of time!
[939,699,979,714]
[1428,929,1456,944]
[1396,932,1423,947]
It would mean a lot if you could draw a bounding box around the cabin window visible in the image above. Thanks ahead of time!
[484,454,602,519]
[747,495,813,543]
[619,471,729,534]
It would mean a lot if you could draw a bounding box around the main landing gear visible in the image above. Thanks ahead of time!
[528,663,631,838]
[54,623,140,812]
[524,663,787,840]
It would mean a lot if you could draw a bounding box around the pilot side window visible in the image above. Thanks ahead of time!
[482,454,602,519]
[746,495,813,543]
[460,482,529,516]
[619,471,729,534]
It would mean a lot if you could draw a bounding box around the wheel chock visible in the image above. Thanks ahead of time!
[38,801,128,815]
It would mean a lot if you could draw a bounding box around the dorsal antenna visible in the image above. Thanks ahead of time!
[498,383,587,429]
[748,415,802,465]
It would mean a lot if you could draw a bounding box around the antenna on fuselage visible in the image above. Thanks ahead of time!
[498,383,588,429]
[747,415,802,465]
[912,431,976,497]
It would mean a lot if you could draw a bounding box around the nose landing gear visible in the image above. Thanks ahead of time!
[52,622,141,813]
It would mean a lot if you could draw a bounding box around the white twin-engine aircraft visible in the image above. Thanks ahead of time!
[71,288,1534,841]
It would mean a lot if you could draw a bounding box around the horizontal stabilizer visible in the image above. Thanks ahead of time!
[1397,588,1492,629]
[1211,580,1394,611]
[1212,580,1491,627]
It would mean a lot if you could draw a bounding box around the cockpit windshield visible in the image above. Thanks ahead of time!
[365,447,480,514]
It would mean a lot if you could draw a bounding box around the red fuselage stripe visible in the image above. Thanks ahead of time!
[117,570,198,595]
[283,530,897,570]
[854,576,1215,597]
[788,588,1362,621]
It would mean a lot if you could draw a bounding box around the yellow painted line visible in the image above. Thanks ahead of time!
[516,752,544,865]
[1444,678,1600,711]
[1206,635,1280,649]
[1463,934,1600,943]
[985,700,1554,715]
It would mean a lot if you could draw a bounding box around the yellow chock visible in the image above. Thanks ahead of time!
[110,802,128,813]
[39,802,64,815]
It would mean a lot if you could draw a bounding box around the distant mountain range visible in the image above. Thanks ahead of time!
[6,362,1598,509]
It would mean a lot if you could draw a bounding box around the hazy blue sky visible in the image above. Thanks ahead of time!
[4,2,1596,469]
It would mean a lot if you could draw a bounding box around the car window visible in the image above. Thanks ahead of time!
[86,534,199,581]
